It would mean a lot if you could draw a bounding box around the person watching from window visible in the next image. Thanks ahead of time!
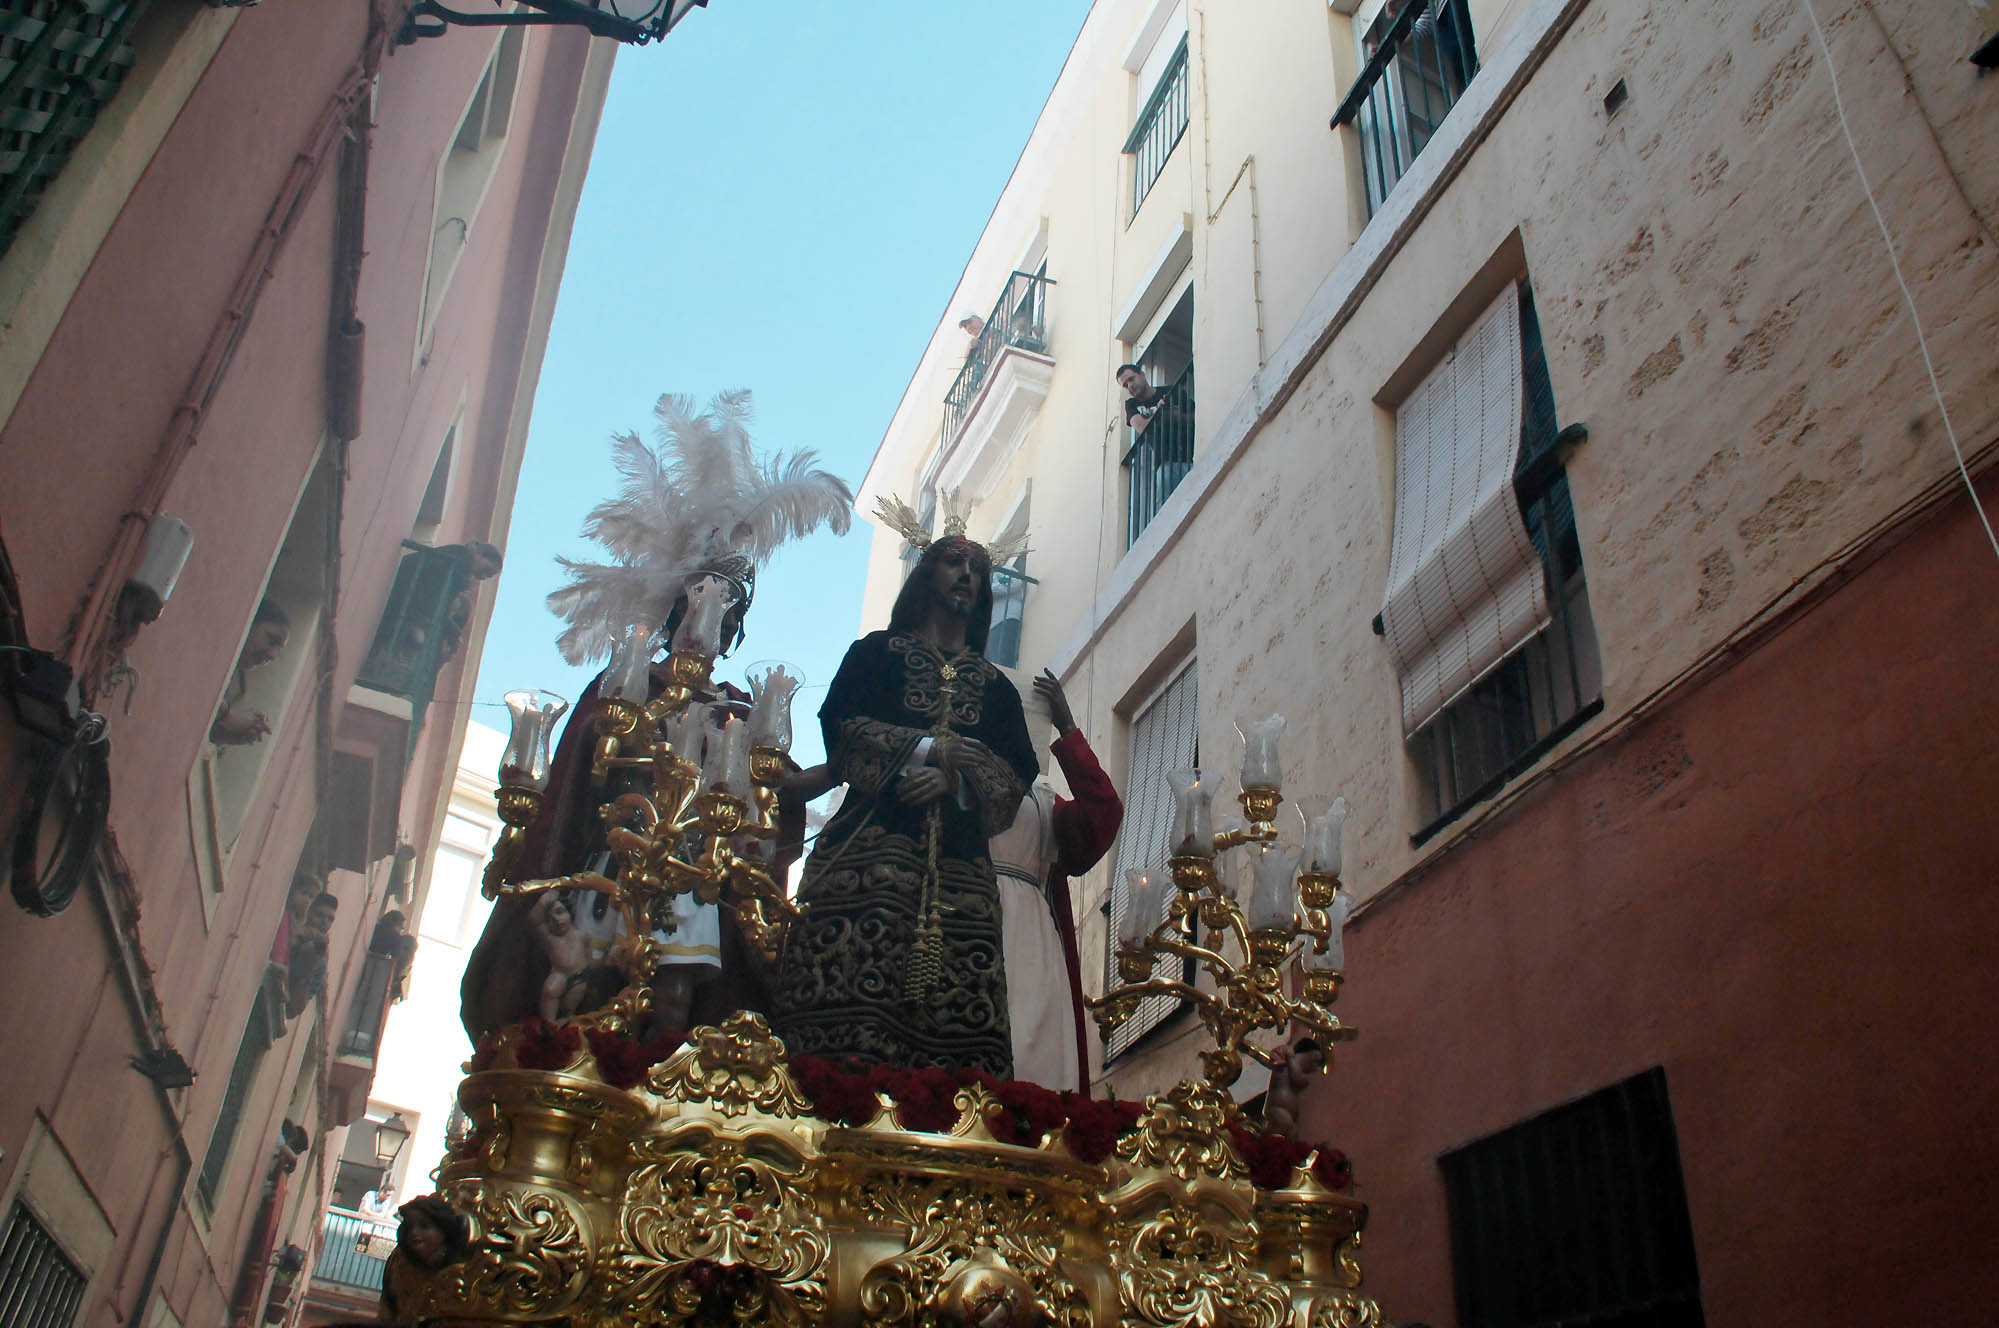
[211,598,290,747]
[1116,364,1191,436]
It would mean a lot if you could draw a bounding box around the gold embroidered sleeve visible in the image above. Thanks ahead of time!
[958,739,1029,840]
[832,717,928,799]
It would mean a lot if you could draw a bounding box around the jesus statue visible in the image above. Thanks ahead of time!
[771,521,1037,1077]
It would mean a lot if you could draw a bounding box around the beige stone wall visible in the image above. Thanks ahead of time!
[858,0,1999,1095]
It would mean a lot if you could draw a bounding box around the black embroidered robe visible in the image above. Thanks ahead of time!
[772,630,1037,1075]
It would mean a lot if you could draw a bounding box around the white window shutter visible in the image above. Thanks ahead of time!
[1103,662,1198,1059]
[1380,283,1550,737]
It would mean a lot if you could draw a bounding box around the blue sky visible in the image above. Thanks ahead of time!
[472,2,1090,767]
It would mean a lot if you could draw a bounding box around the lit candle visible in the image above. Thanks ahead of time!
[1305,795,1349,876]
[664,701,709,768]
[1118,870,1164,949]
[1304,887,1352,972]
[671,573,732,656]
[704,715,752,796]
[604,622,659,704]
[499,689,568,789]
[1166,768,1219,858]
[748,664,802,752]
[1245,842,1303,931]
[1235,712,1285,791]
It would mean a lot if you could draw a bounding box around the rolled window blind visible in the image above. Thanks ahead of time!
[1380,282,1549,736]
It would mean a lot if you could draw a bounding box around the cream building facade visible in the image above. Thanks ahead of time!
[857,2,1999,1321]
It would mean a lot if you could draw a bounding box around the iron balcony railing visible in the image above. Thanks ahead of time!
[1121,364,1195,549]
[337,949,397,1060]
[1331,0,1478,217]
[1124,34,1189,213]
[355,544,470,749]
[313,1209,396,1292]
[1,0,154,256]
[943,268,1053,446]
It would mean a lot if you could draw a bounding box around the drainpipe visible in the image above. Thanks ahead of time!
[90,841,194,1328]
[63,15,389,693]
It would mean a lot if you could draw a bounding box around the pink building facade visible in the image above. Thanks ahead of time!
[0,4,610,1326]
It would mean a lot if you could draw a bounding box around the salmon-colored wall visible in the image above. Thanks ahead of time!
[0,4,598,1324]
[1315,476,1999,1327]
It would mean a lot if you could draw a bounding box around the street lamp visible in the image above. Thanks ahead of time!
[372,1112,411,1176]
[399,0,711,46]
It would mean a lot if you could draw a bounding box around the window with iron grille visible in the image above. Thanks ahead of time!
[1409,281,1601,840]
[1123,33,1188,214]
[986,556,1032,670]
[1332,0,1479,217]
[1123,287,1195,549]
[1440,1068,1706,1328]
[1102,661,1197,1059]
[195,988,281,1210]
[0,1201,87,1328]
[0,0,154,257]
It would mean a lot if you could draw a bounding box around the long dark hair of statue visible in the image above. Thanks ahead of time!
[887,543,994,655]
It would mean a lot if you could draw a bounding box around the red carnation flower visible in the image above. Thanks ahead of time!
[514,1018,582,1071]
[1311,1146,1354,1191]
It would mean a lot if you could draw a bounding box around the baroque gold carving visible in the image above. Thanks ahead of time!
[594,1133,829,1327]
[1307,1290,1389,1328]
[855,1173,1089,1327]
[454,1185,592,1318]
[645,1012,812,1118]
[1111,1205,1290,1328]
[1116,1080,1245,1182]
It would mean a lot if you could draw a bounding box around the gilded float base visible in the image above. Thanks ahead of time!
[391,1013,1391,1328]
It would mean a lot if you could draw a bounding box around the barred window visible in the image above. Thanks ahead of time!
[1440,1068,1706,1328]
[0,1201,88,1328]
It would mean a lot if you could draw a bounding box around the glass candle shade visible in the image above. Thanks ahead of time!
[1235,712,1285,791]
[671,573,732,656]
[500,689,569,789]
[1305,795,1350,876]
[1304,888,1352,972]
[604,622,659,704]
[747,664,802,752]
[1246,842,1303,931]
[664,701,709,769]
[1118,870,1165,949]
[703,715,752,796]
[1166,768,1219,859]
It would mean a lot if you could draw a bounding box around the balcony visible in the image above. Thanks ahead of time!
[934,269,1055,504]
[1332,0,1480,217]
[354,544,471,752]
[1124,34,1189,214]
[310,1208,396,1295]
[327,949,397,1122]
[1122,364,1196,548]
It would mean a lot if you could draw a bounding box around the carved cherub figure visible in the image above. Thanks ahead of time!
[531,894,592,1022]
[1263,1036,1326,1140]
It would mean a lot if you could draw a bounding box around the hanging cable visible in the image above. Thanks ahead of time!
[1797,0,1999,563]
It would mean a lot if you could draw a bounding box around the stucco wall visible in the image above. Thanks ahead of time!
[0,7,606,1324]
[1317,474,1999,1327]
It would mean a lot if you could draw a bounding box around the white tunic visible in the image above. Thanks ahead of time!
[989,784,1080,1088]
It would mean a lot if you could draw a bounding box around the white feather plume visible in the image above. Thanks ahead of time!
[547,389,855,665]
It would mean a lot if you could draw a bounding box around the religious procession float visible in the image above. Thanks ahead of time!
[383,393,1392,1327]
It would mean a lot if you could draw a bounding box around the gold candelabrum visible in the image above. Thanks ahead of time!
[395,687,1390,1327]
[1090,723,1359,1089]
[479,645,805,1041]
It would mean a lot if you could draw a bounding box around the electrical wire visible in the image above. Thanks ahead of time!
[1798,0,1999,563]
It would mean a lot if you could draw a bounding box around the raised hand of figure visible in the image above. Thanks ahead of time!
[900,767,950,806]
[1033,669,1076,735]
